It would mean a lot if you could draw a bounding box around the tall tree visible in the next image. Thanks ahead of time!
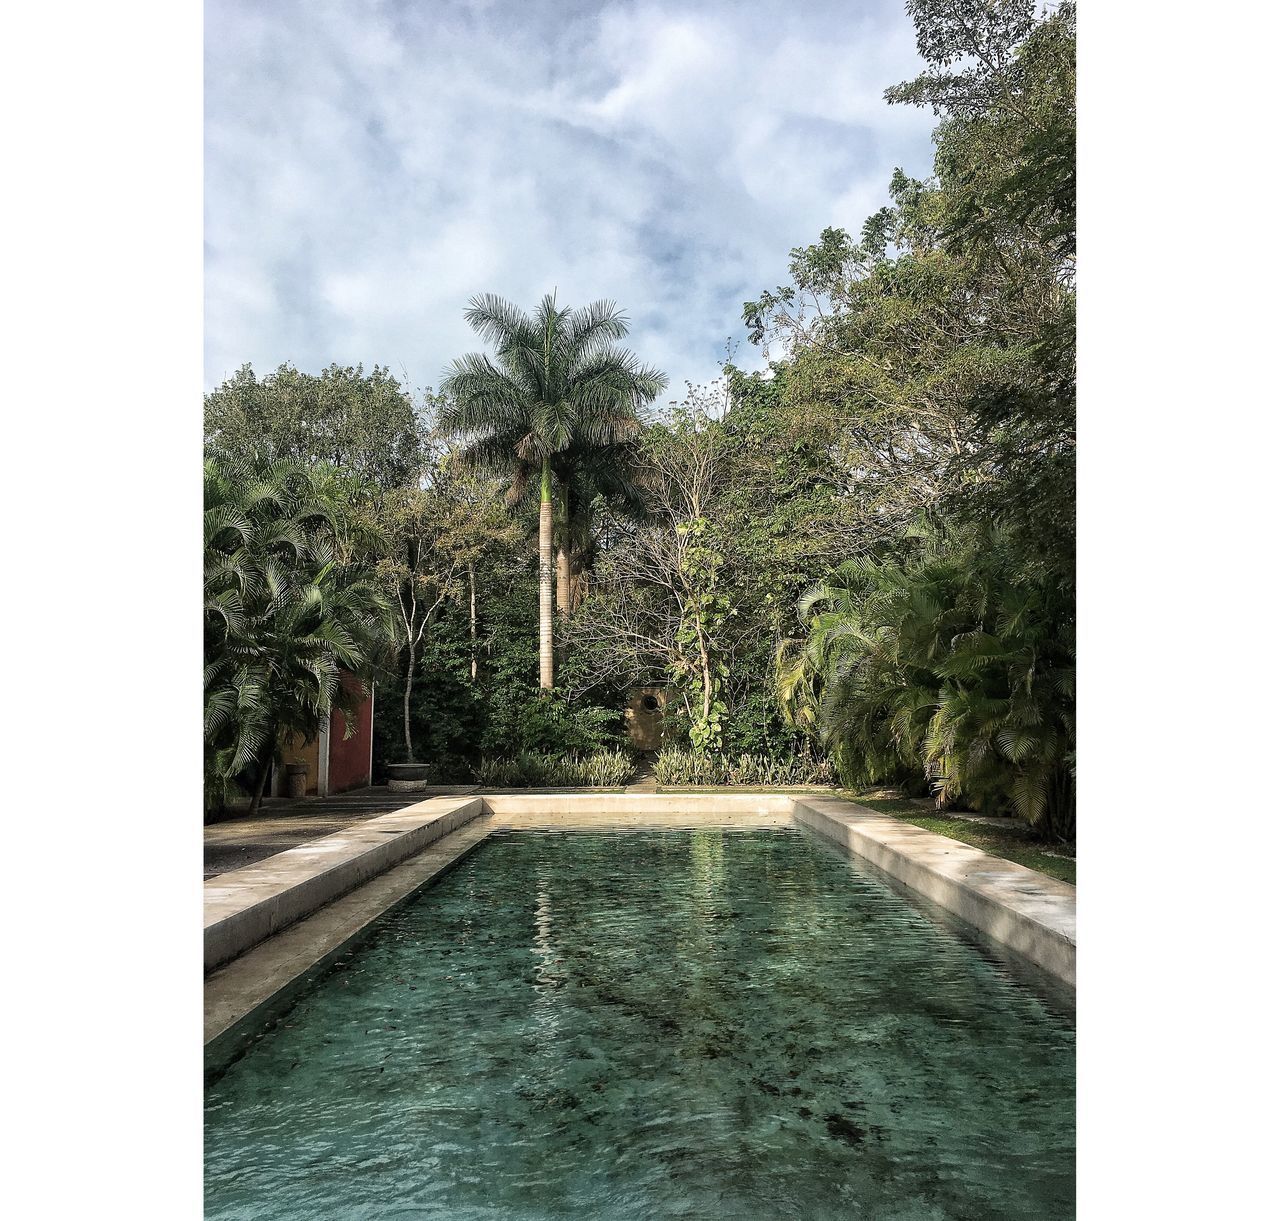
[439,292,665,689]
[553,437,648,615]
[742,2,1075,578]
[204,362,426,490]
[375,456,522,763]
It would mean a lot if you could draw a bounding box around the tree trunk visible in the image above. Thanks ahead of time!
[403,640,416,762]
[696,623,714,725]
[556,479,571,614]
[248,734,274,816]
[539,458,554,689]
[556,547,571,614]
[468,562,478,682]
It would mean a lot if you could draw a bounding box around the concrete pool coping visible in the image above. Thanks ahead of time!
[792,797,1075,987]
[205,791,1076,1065]
[204,796,485,971]
[205,814,495,1071]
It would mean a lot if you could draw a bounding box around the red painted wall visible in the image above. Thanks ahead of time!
[328,681,373,794]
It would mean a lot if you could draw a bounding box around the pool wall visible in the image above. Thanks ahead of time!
[791,797,1075,987]
[204,796,485,971]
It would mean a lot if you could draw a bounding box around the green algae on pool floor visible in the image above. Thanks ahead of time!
[205,829,1074,1219]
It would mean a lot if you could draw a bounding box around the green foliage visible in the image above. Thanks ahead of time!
[376,458,525,762]
[439,293,666,477]
[720,679,814,759]
[674,516,729,751]
[884,1,1037,120]
[742,3,1075,582]
[724,0,1075,834]
[474,749,634,789]
[779,521,1073,837]
[480,688,622,758]
[203,454,392,811]
[204,363,425,489]
[654,749,833,788]
[371,610,487,777]
[370,552,623,780]
[653,749,721,786]
[370,540,626,776]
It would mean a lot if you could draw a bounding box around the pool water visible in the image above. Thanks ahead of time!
[205,829,1075,1219]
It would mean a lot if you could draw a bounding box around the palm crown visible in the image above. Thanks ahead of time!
[440,292,666,687]
[439,292,665,484]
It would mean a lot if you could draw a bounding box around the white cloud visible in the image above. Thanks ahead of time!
[204,0,936,395]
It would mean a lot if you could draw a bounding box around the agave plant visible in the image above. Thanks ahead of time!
[203,454,392,813]
[778,521,1074,838]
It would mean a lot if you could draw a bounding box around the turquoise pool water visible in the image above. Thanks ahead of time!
[206,829,1074,1219]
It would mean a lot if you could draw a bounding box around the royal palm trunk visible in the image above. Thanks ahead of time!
[539,457,554,689]
[555,548,571,613]
[555,479,571,613]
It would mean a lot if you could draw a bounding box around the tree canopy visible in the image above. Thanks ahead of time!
[202,1,1075,836]
[204,362,426,489]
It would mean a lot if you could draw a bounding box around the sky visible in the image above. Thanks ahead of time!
[204,0,937,402]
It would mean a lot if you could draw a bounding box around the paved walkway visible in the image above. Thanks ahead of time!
[203,787,476,878]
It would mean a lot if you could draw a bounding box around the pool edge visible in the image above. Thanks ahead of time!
[204,792,1076,1061]
[204,816,495,1077]
[792,796,1075,987]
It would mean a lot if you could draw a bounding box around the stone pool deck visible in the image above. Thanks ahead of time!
[204,786,479,878]
[205,796,484,971]
[206,791,1077,1068]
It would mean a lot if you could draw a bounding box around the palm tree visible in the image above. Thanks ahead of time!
[777,521,1075,837]
[204,454,392,813]
[439,292,666,688]
[553,436,648,615]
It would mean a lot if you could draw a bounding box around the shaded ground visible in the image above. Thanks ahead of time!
[848,794,1076,886]
[203,787,474,879]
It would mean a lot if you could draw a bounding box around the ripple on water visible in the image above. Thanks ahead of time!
[206,828,1074,1220]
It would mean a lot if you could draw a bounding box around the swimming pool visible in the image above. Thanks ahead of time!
[205,827,1074,1219]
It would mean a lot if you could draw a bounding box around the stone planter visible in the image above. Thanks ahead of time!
[285,762,309,799]
[386,762,433,793]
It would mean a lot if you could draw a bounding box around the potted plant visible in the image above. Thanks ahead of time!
[385,758,432,792]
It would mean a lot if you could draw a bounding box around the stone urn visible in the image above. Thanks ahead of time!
[386,762,432,793]
[285,762,309,799]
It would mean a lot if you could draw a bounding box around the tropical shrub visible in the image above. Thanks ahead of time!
[474,749,634,788]
[480,688,622,758]
[652,748,722,786]
[778,521,1074,838]
[653,748,833,788]
[203,454,391,813]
